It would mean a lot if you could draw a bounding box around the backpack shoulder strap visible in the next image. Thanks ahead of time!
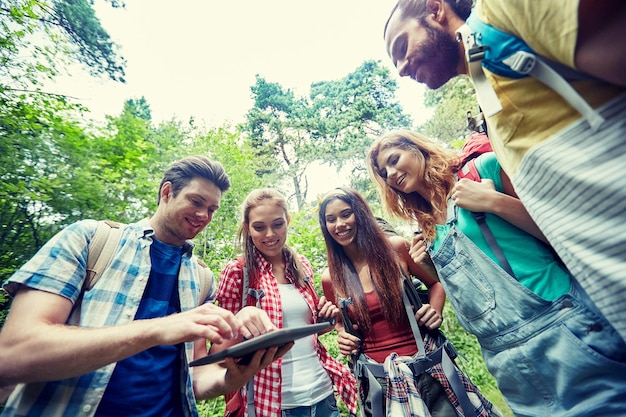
[196,258,215,305]
[86,220,124,290]
[238,257,249,307]
[457,158,481,182]
[461,13,605,130]
[471,212,516,278]
[236,257,265,308]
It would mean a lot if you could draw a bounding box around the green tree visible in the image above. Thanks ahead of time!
[420,77,479,144]
[94,99,159,221]
[1,0,128,282]
[243,61,412,211]
[189,126,268,272]
[0,0,125,90]
[0,94,103,280]
[307,60,412,168]
[244,75,311,210]
[307,60,413,200]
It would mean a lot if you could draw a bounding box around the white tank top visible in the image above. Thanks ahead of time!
[278,283,333,408]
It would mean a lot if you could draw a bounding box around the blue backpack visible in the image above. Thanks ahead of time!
[459,13,605,131]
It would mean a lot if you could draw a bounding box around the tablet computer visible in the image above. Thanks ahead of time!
[190,321,333,367]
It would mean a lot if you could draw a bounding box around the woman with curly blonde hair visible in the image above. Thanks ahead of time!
[367,129,626,417]
[369,130,472,242]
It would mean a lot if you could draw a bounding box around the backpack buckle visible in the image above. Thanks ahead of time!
[503,51,536,74]
[466,110,486,133]
[466,33,488,63]
[468,44,488,62]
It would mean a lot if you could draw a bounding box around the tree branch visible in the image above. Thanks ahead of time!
[4,87,80,101]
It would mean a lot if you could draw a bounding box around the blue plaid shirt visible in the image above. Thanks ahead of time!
[2,219,217,417]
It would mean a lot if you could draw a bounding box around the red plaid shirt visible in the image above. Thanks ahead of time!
[217,250,358,416]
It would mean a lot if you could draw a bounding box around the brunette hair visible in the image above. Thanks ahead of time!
[384,0,473,38]
[237,188,306,287]
[367,130,458,241]
[158,156,230,204]
[317,187,406,335]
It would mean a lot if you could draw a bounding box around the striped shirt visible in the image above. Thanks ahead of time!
[2,218,216,417]
[218,250,358,417]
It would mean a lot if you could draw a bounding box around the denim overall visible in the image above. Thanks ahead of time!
[428,204,626,417]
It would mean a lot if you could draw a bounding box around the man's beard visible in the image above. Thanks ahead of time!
[420,18,460,89]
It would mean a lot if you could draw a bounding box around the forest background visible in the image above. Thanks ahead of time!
[0,0,512,415]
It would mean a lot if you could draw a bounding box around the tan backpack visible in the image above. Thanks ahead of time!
[86,220,214,303]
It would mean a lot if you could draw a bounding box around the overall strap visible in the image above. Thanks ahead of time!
[472,212,516,277]
[448,196,516,278]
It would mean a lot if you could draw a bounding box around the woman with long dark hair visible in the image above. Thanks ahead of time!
[317,187,498,417]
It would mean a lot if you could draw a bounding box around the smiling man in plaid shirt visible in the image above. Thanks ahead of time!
[0,156,290,417]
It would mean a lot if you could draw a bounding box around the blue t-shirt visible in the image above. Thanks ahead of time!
[434,153,571,301]
[96,238,185,417]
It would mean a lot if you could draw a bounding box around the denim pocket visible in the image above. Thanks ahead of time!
[438,250,496,325]
[561,302,626,364]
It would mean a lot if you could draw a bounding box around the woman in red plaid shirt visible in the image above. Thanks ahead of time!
[214,188,358,417]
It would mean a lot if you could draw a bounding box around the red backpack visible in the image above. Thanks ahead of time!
[457,132,492,182]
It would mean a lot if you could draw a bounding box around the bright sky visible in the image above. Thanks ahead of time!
[49,0,433,202]
[51,0,430,127]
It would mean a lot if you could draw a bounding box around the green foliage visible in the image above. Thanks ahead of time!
[243,61,412,211]
[1,0,55,87]
[53,0,126,81]
[0,0,128,282]
[0,0,125,88]
[191,126,268,272]
[0,290,10,330]
[125,97,152,121]
[286,208,327,278]
[420,77,479,143]
[308,60,412,166]
[0,92,99,278]
[196,398,225,417]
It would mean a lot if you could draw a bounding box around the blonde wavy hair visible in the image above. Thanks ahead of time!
[367,130,459,241]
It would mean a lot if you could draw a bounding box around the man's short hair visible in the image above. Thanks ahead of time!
[158,156,231,204]
[385,0,473,37]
